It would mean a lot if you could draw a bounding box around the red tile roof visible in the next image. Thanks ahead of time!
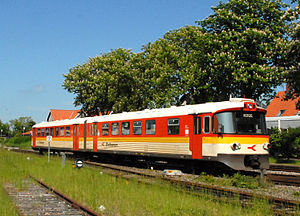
[47,109,81,121]
[266,91,299,117]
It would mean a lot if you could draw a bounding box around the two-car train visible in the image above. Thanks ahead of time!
[31,98,270,171]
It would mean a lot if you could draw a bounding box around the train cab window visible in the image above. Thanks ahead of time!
[168,118,180,135]
[204,116,211,134]
[133,121,142,135]
[46,128,49,136]
[102,123,109,136]
[38,129,41,137]
[94,123,97,136]
[112,123,119,135]
[60,127,65,136]
[146,120,156,135]
[194,117,201,134]
[50,128,54,136]
[55,127,59,136]
[42,128,45,136]
[90,124,93,136]
[66,126,70,136]
[122,122,130,135]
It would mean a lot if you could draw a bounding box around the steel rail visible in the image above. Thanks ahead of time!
[30,176,102,216]
[85,161,300,214]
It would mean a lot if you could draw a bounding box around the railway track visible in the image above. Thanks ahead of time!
[85,161,300,215]
[4,178,102,216]
[7,148,300,214]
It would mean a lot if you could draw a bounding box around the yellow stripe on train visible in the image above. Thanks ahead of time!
[202,136,269,145]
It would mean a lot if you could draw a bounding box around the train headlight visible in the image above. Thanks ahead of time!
[231,143,241,151]
[263,143,271,151]
[248,104,253,109]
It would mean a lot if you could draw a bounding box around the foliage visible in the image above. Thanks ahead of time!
[63,48,147,115]
[63,0,299,114]
[197,0,298,101]
[0,120,11,137]
[285,22,300,109]
[197,172,260,189]
[3,136,32,149]
[269,127,300,159]
[9,117,35,137]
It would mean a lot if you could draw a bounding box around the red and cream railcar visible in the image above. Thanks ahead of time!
[32,98,270,171]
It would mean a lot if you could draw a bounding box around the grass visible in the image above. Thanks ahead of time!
[0,136,32,149]
[269,157,300,166]
[0,148,280,216]
[195,172,262,189]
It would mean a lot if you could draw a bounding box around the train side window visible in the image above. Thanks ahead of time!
[55,127,59,136]
[194,117,201,134]
[146,120,156,135]
[168,118,180,135]
[60,127,65,136]
[94,123,97,136]
[50,128,54,136]
[77,126,79,136]
[112,122,119,135]
[38,129,41,137]
[46,128,49,136]
[66,126,70,136]
[90,124,93,136]
[122,122,130,135]
[102,123,109,136]
[204,116,211,134]
[42,128,45,136]
[133,121,142,135]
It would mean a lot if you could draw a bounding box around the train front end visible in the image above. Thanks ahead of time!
[202,100,270,171]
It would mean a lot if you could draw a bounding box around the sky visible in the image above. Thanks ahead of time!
[1,0,288,124]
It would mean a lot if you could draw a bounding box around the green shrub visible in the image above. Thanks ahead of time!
[4,136,31,148]
[269,127,300,159]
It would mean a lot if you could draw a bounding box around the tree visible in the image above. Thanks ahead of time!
[285,22,300,108]
[0,120,10,137]
[9,117,35,136]
[63,48,144,115]
[197,0,298,101]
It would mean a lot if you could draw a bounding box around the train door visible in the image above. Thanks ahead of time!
[191,115,203,159]
[73,124,79,151]
[93,122,98,152]
[32,128,36,147]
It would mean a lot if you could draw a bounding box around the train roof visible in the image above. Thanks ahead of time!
[33,98,262,128]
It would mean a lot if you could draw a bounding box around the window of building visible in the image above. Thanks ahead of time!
[168,118,180,135]
[122,122,130,135]
[66,126,70,136]
[60,127,65,136]
[276,110,286,117]
[133,121,142,135]
[102,123,109,136]
[146,120,156,135]
[112,122,119,135]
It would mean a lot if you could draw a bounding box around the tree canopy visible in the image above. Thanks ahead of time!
[63,0,299,115]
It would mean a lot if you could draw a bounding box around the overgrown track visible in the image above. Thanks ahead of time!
[85,161,300,215]
[31,176,102,216]
[9,147,300,187]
